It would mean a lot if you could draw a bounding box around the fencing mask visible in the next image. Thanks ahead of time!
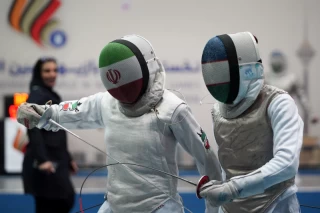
[270,50,287,74]
[99,34,159,104]
[201,32,264,118]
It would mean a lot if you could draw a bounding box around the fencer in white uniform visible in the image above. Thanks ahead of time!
[199,32,303,213]
[16,35,222,213]
[265,50,318,132]
[265,50,309,113]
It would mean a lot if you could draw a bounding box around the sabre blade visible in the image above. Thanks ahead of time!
[49,119,107,155]
[125,163,197,186]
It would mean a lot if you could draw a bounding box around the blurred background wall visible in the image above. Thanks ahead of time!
[0,0,319,170]
[1,1,320,213]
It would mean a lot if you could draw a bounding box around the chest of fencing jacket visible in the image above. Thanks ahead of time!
[101,90,184,213]
[212,85,295,213]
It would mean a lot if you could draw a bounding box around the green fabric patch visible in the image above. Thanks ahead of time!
[99,42,135,68]
[207,83,230,103]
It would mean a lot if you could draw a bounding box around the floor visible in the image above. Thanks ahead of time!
[1,170,320,213]
[0,171,320,194]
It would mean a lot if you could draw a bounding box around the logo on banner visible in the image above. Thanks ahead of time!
[106,69,121,84]
[8,0,66,48]
[162,61,200,73]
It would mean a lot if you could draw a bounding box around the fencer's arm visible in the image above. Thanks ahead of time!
[41,92,106,131]
[226,93,303,199]
[260,93,303,188]
[170,104,222,181]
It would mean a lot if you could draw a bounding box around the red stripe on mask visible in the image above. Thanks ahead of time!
[107,78,143,103]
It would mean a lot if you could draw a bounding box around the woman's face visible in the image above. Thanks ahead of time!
[41,61,58,88]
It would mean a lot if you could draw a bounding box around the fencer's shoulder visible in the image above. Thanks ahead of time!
[261,85,293,114]
[267,93,298,119]
[160,89,185,106]
[263,84,287,95]
[269,93,296,108]
[156,89,185,119]
[99,91,116,107]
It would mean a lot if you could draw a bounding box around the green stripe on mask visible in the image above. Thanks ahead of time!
[99,42,135,68]
[207,84,230,103]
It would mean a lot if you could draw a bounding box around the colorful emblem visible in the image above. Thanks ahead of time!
[106,69,121,84]
[8,0,67,48]
[60,101,82,112]
[197,128,210,149]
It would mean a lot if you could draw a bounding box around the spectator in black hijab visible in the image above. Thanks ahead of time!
[22,57,78,213]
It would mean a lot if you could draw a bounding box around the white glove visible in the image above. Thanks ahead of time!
[17,102,52,129]
[199,180,239,207]
[200,170,265,207]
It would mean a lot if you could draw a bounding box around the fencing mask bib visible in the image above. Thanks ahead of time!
[99,35,157,104]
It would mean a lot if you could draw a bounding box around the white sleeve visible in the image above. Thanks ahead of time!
[260,93,303,188]
[170,104,222,181]
[41,92,106,131]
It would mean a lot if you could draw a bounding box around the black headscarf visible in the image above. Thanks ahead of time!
[29,57,57,91]
[28,57,61,105]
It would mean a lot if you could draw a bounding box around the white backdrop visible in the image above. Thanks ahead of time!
[0,0,320,166]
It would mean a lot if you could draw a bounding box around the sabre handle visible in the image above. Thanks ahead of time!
[196,175,210,199]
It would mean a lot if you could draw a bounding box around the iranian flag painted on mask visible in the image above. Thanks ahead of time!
[99,42,146,104]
